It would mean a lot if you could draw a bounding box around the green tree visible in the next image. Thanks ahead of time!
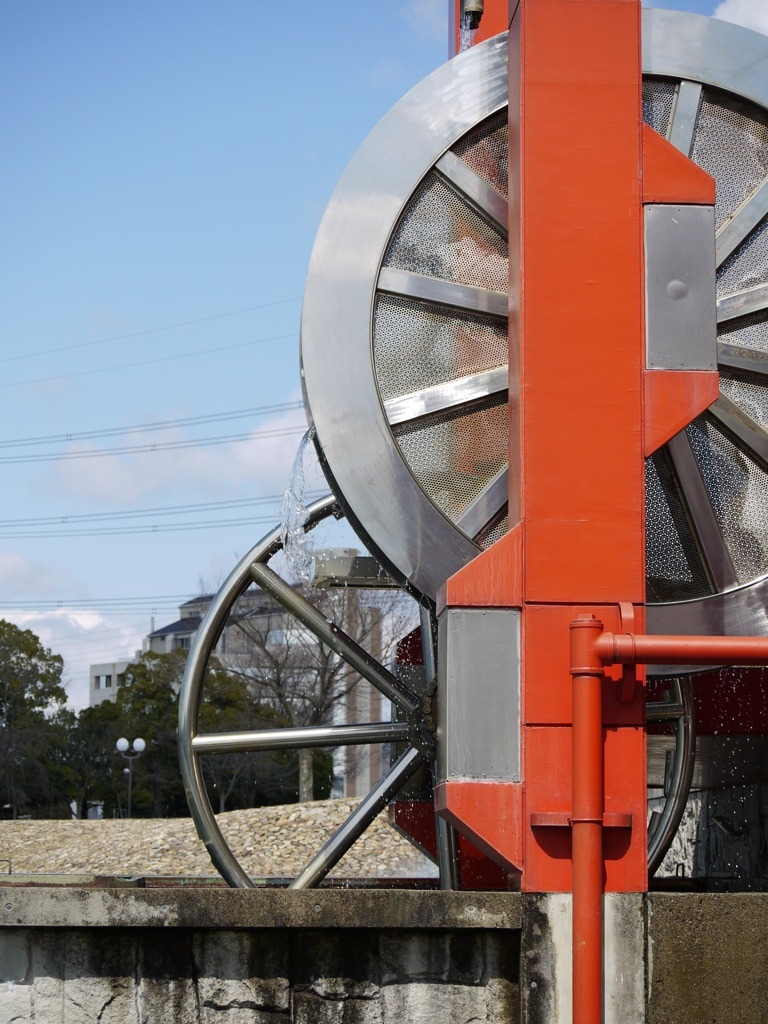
[224,586,412,802]
[0,619,67,818]
[115,649,187,817]
[197,666,331,812]
[54,701,128,819]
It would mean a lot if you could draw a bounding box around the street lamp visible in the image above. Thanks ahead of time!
[116,737,145,818]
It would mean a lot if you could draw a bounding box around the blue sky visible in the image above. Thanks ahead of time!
[0,0,757,707]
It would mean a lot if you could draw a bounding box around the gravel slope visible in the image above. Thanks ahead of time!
[0,798,436,881]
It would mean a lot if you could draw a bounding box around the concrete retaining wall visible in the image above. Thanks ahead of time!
[0,890,520,1024]
[1,888,766,1023]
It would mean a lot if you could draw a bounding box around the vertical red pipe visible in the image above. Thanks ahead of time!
[571,615,606,1023]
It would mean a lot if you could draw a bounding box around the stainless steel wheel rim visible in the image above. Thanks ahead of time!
[302,13,768,657]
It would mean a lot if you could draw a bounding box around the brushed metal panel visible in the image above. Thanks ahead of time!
[645,205,717,370]
[437,607,521,783]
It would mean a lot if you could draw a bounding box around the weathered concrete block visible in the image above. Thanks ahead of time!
[648,893,768,1024]
[194,931,290,1022]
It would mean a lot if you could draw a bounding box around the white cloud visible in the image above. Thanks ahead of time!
[714,0,768,33]
[0,551,84,600]
[399,0,446,42]
[35,398,311,504]
[0,607,144,711]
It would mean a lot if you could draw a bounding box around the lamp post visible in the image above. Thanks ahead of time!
[116,737,145,818]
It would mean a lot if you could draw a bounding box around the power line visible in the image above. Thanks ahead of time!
[1,297,301,364]
[0,492,306,527]
[0,424,306,464]
[0,490,326,537]
[0,402,303,450]
[0,329,297,390]
[0,514,282,538]
[0,595,196,610]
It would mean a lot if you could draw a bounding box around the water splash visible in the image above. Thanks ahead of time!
[279,427,316,585]
[459,25,477,52]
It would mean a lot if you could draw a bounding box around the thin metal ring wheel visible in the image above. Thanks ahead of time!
[179,497,692,885]
[179,496,433,890]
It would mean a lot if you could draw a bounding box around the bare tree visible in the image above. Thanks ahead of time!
[221,584,415,802]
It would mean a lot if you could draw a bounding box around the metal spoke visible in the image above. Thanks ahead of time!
[455,466,508,540]
[377,267,507,319]
[667,80,702,155]
[716,174,768,268]
[192,722,411,756]
[646,702,686,723]
[717,341,768,376]
[384,366,508,426]
[289,745,426,889]
[249,562,421,717]
[666,431,738,590]
[435,151,508,236]
[717,283,768,323]
[710,393,768,472]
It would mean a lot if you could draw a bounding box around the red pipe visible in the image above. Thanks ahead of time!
[567,621,768,1024]
[570,614,606,1024]
[595,632,768,667]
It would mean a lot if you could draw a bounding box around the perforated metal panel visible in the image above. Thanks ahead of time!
[301,13,768,644]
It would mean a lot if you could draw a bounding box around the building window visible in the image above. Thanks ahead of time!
[176,636,191,650]
[94,674,112,689]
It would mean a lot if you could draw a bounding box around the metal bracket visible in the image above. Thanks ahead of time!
[529,812,632,829]
[617,602,639,704]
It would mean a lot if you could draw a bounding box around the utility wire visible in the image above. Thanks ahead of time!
[0,492,314,527]
[0,487,325,536]
[0,401,303,450]
[0,297,301,364]
[0,514,282,538]
[0,329,297,390]
[0,424,306,464]
[0,595,196,610]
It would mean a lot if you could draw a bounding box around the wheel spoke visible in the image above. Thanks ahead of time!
[646,702,686,723]
[717,283,768,323]
[249,562,421,716]
[455,466,508,540]
[717,341,768,376]
[710,393,768,473]
[192,722,411,756]
[289,745,426,889]
[667,80,702,155]
[377,268,507,319]
[716,175,768,268]
[384,365,508,426]
[435,151,508,236]
[666,431,738,590]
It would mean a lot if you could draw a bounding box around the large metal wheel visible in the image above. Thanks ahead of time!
[178,495,435,889]
[302,11,768,647]
[181,12,768,885]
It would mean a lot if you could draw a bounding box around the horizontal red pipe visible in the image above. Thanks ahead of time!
[595,632,768,667]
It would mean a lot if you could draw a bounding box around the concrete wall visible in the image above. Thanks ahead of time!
[2,887,768,1023]
[0,890,520,1024]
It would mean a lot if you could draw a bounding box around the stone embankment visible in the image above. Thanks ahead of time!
[0,798,436,881]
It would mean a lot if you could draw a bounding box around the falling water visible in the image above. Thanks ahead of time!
[279,427,316,585]
[459,25,477,52]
